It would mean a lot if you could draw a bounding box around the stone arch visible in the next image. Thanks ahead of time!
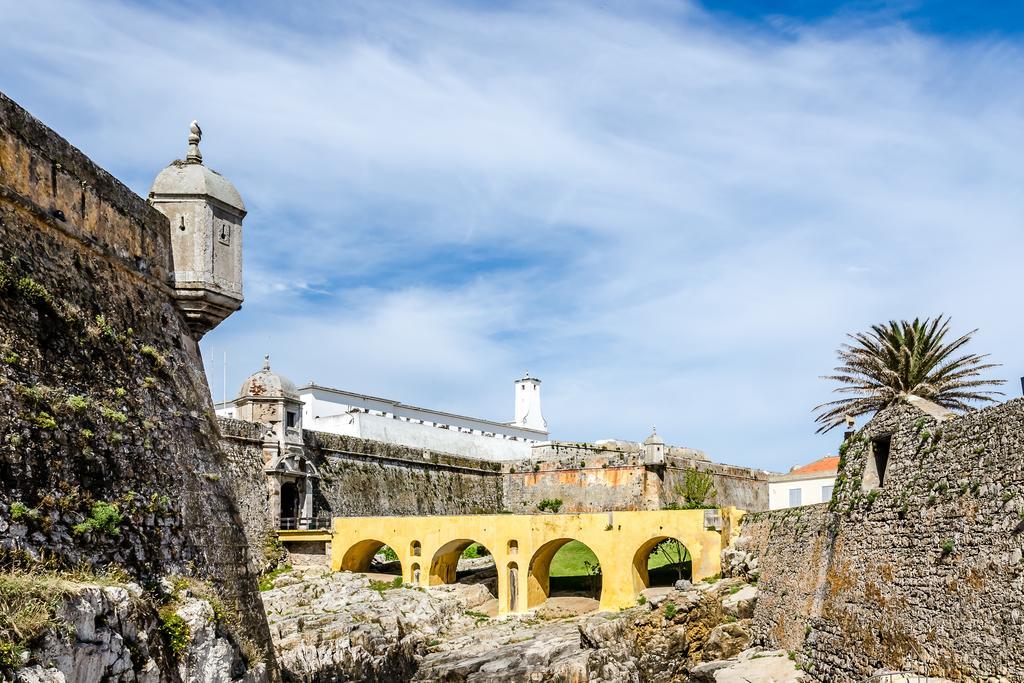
[631,536,692,592]
[410,540,422,557]
[527,538,603,608]
[428,538,490,585]
[411,562,422,585]
[339,539,402,574]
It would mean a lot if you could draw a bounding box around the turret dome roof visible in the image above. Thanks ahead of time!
[239,356,299,400]
[148,120,245,213]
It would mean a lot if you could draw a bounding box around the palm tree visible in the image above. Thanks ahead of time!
[814,316,1004,433]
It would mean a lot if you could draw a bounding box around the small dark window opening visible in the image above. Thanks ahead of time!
[872,436,891,487]
[286,411,297,428]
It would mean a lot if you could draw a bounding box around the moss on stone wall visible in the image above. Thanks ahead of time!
[0,92,275,673]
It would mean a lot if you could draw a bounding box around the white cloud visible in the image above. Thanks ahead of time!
[3,0,1022,470]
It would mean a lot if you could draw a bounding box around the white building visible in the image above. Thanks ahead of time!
[217,366,549,461]
[768,456,840,510]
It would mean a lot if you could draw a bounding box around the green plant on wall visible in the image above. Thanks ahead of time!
[73,501,123,536]
[537,498,563,513]
[674,469,717,509]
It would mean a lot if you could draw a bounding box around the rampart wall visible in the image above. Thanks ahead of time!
[0,92,275,668]
[737,400,1024,681]
[503,442,770,512]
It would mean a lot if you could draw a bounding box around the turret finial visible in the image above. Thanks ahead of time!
[186,120,203,164]
[263,354,271,371]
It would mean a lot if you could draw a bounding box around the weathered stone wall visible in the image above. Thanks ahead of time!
[807,399,1024,681]
[738,399,1024,681]
[219,417,276,572]
[662,456,770,512]
[0,92,275,671]
[734,504,832,651]
[503,443,770,513]
[503,445,654,513]
[304,431,505,516]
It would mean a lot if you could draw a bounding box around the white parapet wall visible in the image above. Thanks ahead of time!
[311,411,534,461]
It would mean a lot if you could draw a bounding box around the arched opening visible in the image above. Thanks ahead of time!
[280,481,299,522]
[428,539,494,587]
[631,537,692,592]
[410,540,422,557]
[340,539,402,577]
[507,539,519,555]
[527,539,602,615]
[411,563,422,585]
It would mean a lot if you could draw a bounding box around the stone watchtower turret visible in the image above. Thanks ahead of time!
[148,121,245,337]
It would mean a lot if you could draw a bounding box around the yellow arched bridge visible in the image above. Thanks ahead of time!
[279,508,744,615]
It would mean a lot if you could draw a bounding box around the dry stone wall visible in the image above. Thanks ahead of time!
[218,417,277,572]
[737,399,1024,682]
[0,92,275,671]
[734,504,832,651]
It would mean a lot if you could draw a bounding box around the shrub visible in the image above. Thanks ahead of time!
[140,345,166,369]
[32,413,57,430]
[258,565,292,592]
[636,595,647,605]
[369,577,404,593]
[158,606,190,659]
[940,538,955,556]
[536,499,563,513]
[100,407,127,424]
[676,469,717,509]
[461,543,490,559]
[663,602,677,619]
[73,501,123,536]
[379,546,399,561]
[15,277,52,306]
[9,503,29,522]
[65,395,90,412]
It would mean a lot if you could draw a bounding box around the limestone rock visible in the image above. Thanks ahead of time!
[721,586,758,620]
[708,649,803,683]
[703,621,752,661]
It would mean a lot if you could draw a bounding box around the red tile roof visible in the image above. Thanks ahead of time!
[790,456,840,475]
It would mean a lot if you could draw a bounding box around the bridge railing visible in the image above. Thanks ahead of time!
[279,517,332,531]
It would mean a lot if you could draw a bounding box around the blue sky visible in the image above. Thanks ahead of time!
[3,0,1022,472]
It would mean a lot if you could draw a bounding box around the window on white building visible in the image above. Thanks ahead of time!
[821,485,834,502]
[789,488,802,507]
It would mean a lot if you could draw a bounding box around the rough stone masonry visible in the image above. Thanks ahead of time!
[735,398,1024,681]
[0,91,277,673]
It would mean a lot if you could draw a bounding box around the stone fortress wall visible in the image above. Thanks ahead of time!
[734,399,1024,681]
[0,93,275,667]
[220,417,770,556]
[502,441,770,513]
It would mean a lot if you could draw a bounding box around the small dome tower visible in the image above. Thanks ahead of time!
[149,121,245,337]
[643,427,665,466]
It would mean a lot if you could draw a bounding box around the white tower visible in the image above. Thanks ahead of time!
[148,121,245,338]
[513,372,547,431]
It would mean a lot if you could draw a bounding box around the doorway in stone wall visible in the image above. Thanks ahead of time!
[280,481,299,523]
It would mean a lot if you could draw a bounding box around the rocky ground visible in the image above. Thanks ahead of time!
[7,575,263,683]
[258,565,805,683]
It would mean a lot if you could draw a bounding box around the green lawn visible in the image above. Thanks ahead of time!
[548,540,690,577]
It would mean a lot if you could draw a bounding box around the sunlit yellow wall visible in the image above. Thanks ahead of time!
[329,508,741,614]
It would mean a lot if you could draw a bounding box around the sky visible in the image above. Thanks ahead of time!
[2,0,1022,473]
